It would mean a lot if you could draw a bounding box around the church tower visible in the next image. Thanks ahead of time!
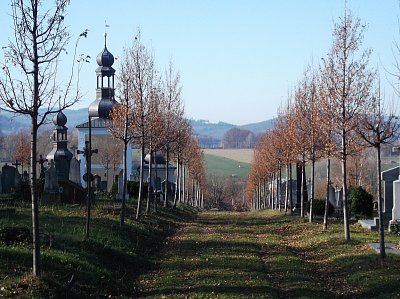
[88,33,118,119]
[46,110,73,180]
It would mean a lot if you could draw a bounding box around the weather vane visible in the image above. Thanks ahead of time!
[104,20,110,45]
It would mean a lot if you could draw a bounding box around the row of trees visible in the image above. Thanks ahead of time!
[0,0,208,277]
[107,32,207,226]
[246,10,399,259]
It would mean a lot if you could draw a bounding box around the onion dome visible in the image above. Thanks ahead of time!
[95,33,115,77]
[89,98,118,119]
[145,152,166,165]
[53,110,67,127]
[96,45,114,67]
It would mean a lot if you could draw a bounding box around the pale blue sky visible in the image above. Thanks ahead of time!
[1,1,399,125]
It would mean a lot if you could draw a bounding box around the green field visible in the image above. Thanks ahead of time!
[203,153,249,178]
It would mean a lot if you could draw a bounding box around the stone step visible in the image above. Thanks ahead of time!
[358,218,378,230]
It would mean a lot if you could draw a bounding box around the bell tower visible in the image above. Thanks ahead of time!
[88,33,118,119]
[46,110,73,180]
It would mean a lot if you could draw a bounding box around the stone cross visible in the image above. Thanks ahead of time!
[12,160,21,172]
[37,155,48,179]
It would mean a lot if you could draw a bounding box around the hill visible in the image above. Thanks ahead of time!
[0,109,273,143]
[203,153,250,178]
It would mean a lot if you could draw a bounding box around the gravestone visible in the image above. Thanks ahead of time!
[328,184,336,208]
[1,164,21,193]
[390,171,400,231]
[0,172,2,193]
[69,157,81,185]
[42,160,60,203]
[117,169,128,200]
[381,166,399,214]
[44,160,59,192]
[22,171,29,183]
[335,187,343,211]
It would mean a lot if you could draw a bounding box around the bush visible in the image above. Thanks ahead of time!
[307,198,334,216]
[110,181,118,200]
[127,181,140,199]
[348,186,373,219]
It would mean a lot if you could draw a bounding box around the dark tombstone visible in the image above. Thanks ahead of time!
[162,180,176,200]
[382,166,399,214]
[23,171,29,182]
[42,160,60,204]
[69,157,81,185]
[328,184,336,208]
[117,169,128,200]
[37,155,48,180]
[101,180,107,192]
[1,164,21,193]
[44,160,59,192]
[12,160,21,173]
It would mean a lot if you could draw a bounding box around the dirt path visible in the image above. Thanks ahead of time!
[136,210,345,298]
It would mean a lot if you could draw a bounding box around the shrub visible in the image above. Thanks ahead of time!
[110,181,118,200]
[348,186,373,219]
[307,198,334,216]
[127,181,140,199]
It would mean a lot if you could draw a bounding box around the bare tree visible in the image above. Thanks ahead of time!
[357,84,400,259]
[321,10,375,241]
[0,0,87,276]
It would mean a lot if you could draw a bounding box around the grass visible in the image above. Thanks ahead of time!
[0,198,198,298]
[203,148,254,164]
[137,210,400,298]
[203,153,250,178]
[2,200,400,298]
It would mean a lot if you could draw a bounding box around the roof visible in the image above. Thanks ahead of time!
[76,117,113,129]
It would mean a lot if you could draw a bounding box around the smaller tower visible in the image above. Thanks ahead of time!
[46,110,73,180]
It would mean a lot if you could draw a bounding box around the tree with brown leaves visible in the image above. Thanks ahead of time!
[321,10,375,241]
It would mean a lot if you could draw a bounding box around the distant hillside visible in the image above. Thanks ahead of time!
[190,119,273,140]
[239,118,275,134]
[0,109,273,142]
[190,119,235,139]
[0,108,88,134]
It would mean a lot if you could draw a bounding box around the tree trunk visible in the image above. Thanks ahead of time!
[174,157,180,206]
[164,148,169,207]
[278,167,282,211]
[146,149,153,214]
[342,130,351,241]
[323,158,331,230]
[136,143,145,219]
[31,118,40,277]
[309,158,315,223]
[301,163,305,218]
[85,117,92,239]
[285,164,289,213]
[120,140,128,226]
[376,144,386,259]
[289,163,293,214]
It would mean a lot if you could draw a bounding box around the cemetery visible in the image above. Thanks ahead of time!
[1,1,400,298]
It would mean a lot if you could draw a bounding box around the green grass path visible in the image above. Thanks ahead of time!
[137,210,400,299]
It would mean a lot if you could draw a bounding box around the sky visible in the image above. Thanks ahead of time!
[0,0,399,125]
